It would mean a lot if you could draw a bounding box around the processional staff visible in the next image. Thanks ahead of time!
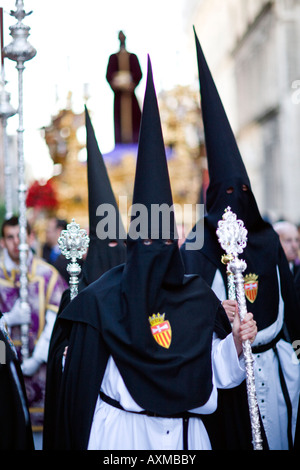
[2,0,36,359]
[216,206,263,451]
[58,219,89,300]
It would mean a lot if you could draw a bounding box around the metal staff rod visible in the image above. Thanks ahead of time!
[58,219,89,301]
[0,82,17,219]
[221,253,236,302]
[0,8,17,219]
[3,1,36,359]
[216,206,263,450]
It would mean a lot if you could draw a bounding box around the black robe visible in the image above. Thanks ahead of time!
[43,288,70,450]
[0,324,34,450]
[43,260,249,450]
[294,266,300,308]
[292,268,300,449]
[181,219,299,450]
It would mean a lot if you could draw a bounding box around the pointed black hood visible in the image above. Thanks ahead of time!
[194,28,250,187]
[129,55,176,240]
[194,27,268,233]
[123,55,184,318]
[79,107,126,288]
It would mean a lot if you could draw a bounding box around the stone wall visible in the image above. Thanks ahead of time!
[184,0,300,223]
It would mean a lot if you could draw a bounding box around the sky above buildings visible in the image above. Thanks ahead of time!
[1,0,197,181]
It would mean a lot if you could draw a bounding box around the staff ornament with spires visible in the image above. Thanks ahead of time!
[216,206,263,451]
[58,219,89,300]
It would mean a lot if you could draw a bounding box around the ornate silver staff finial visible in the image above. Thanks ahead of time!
[3,1,36,63]
[217,206,248,258]
[2,1,36,360]
[58,219,90,300]
[218,206,247,301]
[217,206,263,450]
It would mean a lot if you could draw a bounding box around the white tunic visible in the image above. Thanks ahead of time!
[87,333,245,450]
[211,268,300,450]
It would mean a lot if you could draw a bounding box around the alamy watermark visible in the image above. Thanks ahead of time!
[95,197,204,250]
[0,340,5,364]
[292,340,300,365]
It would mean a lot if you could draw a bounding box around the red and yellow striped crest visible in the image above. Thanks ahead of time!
[244,273,259,303]
[149,313,172,349]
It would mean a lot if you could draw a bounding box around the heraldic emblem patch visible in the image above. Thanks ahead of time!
[244,273,259,303]
[149,313,172,349]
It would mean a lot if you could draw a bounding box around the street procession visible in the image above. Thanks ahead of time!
[0,0,300,456]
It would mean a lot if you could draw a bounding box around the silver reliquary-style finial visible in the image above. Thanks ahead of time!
[216,206,248,258]
[58,219,90,300]
[216,206,263,450]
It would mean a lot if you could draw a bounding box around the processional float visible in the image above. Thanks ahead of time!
[217,206,263,450]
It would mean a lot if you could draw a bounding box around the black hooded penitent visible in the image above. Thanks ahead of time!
[43,107,126,450]
[48,56,232,450]
[182,28,300,336]
[179,28,298,450]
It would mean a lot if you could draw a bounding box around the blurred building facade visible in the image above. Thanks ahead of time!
[186,0,300,223]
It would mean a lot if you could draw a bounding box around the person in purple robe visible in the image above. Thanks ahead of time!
[0,216,68,449]
[106,30,142,144]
